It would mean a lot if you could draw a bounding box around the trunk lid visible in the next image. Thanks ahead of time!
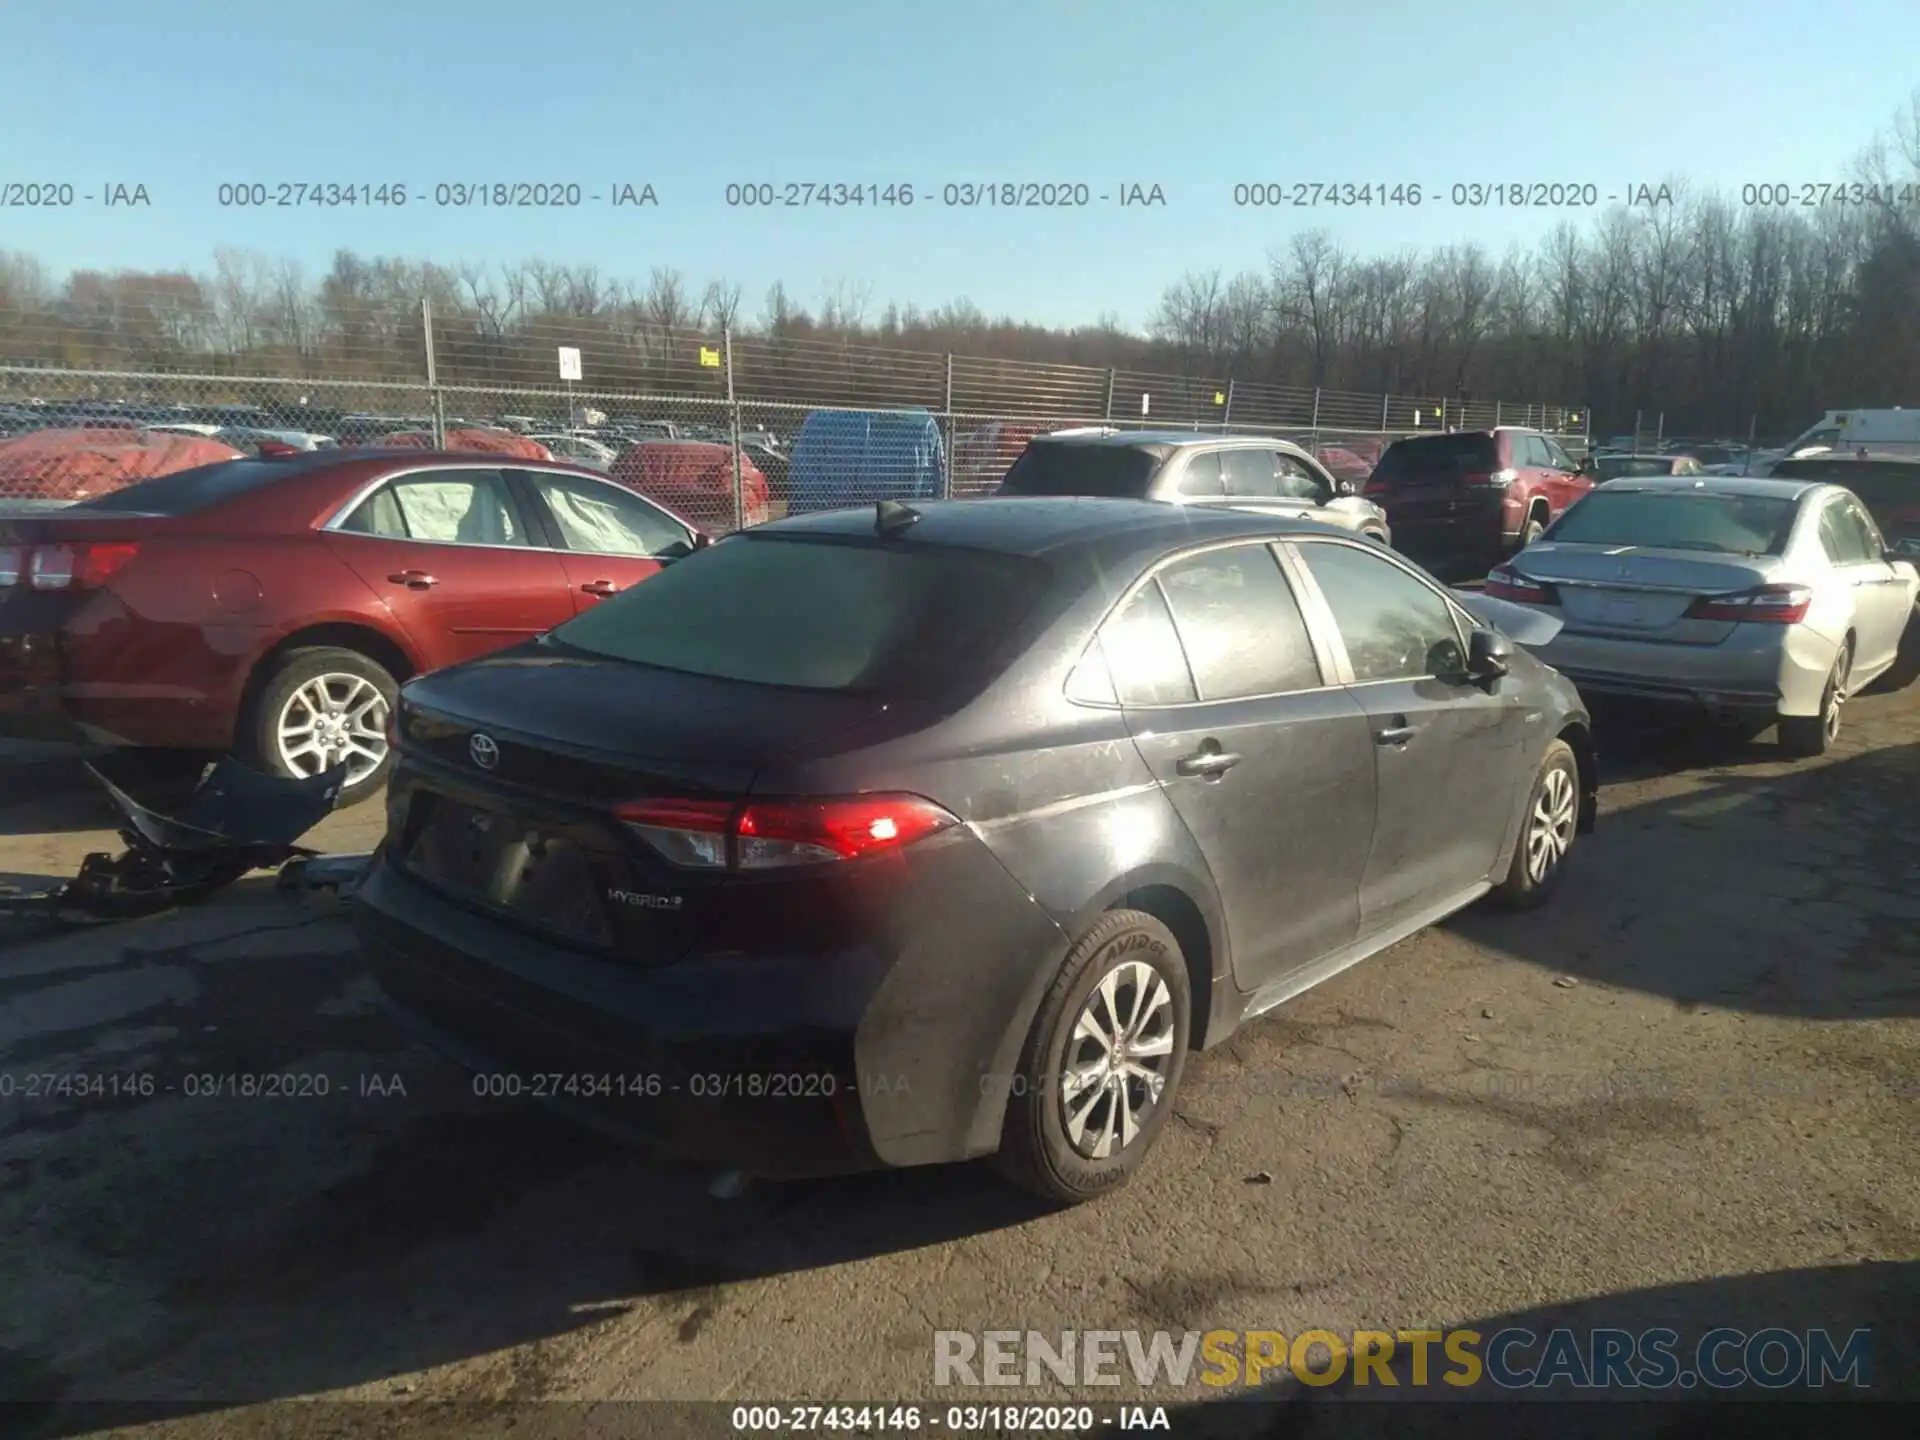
[1512,543,1783,643]
[389,643,918,963]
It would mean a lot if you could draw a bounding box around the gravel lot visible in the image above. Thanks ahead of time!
[2,668,1916,1436]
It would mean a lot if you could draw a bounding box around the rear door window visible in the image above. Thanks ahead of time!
[341,468,530,546]
[1219,449,1279,498]
[1177,452,1225,497]
[1843,500,1886,556]
[1156,544,1323,699]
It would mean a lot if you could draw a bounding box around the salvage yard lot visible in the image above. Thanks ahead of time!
[2,686,1917,1434]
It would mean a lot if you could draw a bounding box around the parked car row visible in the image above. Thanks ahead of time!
[7,430,1916,1207]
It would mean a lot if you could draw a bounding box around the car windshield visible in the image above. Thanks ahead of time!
[1371,433,1499,480]
[543,533,1054,695]
[998,444,1161,498]
[1546,490,1799,554]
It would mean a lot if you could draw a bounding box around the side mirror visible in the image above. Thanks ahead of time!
[1334,479,1359,497]
[656,537,699,562]
[1465,626,1512,682]
[692,530,712,550]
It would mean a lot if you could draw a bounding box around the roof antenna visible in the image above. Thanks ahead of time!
[875,499,920,536]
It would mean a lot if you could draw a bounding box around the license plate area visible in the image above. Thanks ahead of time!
[403,794,612,947]
[1564,586,1685,631]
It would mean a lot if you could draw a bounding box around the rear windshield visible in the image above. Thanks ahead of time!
[544,534,1053,694]
[1547,491,1798,555]
[999,443,1161,498]
[1371,433,1499,481]
[1594,456,1676,480]
[66,458,301,514]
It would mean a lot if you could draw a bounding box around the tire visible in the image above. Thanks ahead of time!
[1778,645,1848,758]
[238,646,398,806]
[1490,739,1580,911]
[996,909,1192,1205]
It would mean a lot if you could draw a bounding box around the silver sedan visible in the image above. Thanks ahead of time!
[1482,475,1918,756]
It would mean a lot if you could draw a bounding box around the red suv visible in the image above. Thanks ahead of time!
[0,449,704,803]
[1365,428,1593,566]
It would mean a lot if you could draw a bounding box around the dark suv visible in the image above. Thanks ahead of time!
[1365,428,1592,565]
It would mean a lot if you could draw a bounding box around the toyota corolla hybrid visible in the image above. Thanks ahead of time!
[355,498,1596,1203]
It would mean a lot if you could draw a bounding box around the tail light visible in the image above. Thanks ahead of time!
[614,793,960,870]
[1484,565,1559,604]
[1463,468,1519,488]
[25,542,141,591]
[1684,583,1812,624]
[0,545,23,587]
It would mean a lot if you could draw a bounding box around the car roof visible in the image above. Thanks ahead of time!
[1027,429,1306,450]
[752,497,1355,558]
[1595,474,1820,500]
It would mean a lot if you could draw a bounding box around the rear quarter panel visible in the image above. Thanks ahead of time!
[768,642,1234,1154]
[71,530,415,747]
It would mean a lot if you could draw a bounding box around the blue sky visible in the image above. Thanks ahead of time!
[3,0,1914,329]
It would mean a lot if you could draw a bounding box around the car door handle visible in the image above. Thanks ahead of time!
[579,579,620,597]
[1376,720,1417,746]
[386,570,437,590]
[1175,749,1242,778]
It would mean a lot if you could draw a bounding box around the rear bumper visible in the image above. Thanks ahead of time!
[1538,625,1836,719]
[353,836,1068,1178]
[1377,493,1509,557]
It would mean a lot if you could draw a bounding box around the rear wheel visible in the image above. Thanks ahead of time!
[1490,739,1580,910]
[1778,646,1848,758]
[996,909,1191,1205]
[239,646,397,805]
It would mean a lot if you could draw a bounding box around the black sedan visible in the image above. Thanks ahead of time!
[354,499,1596,1203]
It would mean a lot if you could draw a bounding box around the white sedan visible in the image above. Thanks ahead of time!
[1484,475,1918,756]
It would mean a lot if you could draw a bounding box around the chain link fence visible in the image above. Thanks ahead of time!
[0,306,1590,528]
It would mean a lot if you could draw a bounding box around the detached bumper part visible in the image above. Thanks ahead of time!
[0,757,350,922]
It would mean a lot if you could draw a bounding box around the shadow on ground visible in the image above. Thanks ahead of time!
[2,894,1050,1432]
[1446,737,1920,1020]
[1158,1260,1918,1437]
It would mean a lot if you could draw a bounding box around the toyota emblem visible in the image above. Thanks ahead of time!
[469,732,500,770]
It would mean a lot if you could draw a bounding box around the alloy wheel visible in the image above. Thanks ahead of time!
[1525,764,1578,884]
[274,673,389,785]
[1058,960,1177,1160]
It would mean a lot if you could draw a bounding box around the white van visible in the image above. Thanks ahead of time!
[1777,408,1920,462]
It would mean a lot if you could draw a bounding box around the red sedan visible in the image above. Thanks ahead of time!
[0,449,705,803]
